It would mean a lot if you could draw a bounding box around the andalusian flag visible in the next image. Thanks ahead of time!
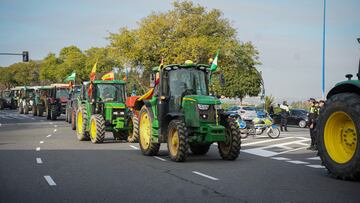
[102,71,114,81]
[210,50,219,72]
[64,72,76,82]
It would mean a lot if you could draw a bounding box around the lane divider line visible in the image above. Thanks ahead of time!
[36,158,43,164]
[241,137,293,147]
[275,147,308,156]
[286,160,309,165]
[36,147,40,151]
[154,156,166,161]
[129,145,139,150]
[53,129,57,133]
[46,134,52,138]
[307,164,325,169]
[44,175,56,186]
[271,157,290,161]
[54,125,58,128]
[49,122,53,125]
[40,141,44,144]
[307,157,321,160]
[192,171,219,181]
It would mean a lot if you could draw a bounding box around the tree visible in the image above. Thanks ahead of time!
[265,95,275,112]
[39,53,61,83]
[108,1,261,97]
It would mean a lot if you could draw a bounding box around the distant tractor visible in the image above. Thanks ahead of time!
[18,86,35,114]
[317,38,360,180]
[130,62,241,162]
[33,86,52,117]
[46,84,69,120]
[0,90,17,110]
[76,80,134,143]
[65,85,81,130]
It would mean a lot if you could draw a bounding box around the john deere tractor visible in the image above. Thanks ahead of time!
[33,86,52,116]
[317,38,360,180]
[131,61,241,162]
[76,80,134,143]
[18,86,35,114]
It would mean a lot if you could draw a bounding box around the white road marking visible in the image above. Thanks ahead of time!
[287,160,309,165]
[54,125,58,128]
[242,137,293,147]
[129,145,139,150]
[36,147,40,151]
[30,117,35,120]
[49,122,53,125]
[53,129,57,133]
[46,134,52,138]
[307,165,325,169]
[275,147,308,155]
[44,175,56,186]
[154,156,166,161]
[307,157,321,160]
[241,148,278,157]
[192,171,219,181]
[36,158,43,164]
[0,123,2,127]
[40,141,44,144]
[271,157,290,161]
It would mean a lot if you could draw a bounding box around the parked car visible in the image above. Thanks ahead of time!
[273,108,309,128]
[225,106,258,121]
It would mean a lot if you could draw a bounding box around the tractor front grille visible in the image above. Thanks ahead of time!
[199,105,217,122]
[112,108,125,120]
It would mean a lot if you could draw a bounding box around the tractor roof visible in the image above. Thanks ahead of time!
[152,63,210,73]
[50,83,68,88]
[93,80,126,85]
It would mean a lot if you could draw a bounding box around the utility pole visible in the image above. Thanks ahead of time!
[322,0,327,99]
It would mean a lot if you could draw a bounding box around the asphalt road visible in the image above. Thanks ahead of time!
[0,109,359,203]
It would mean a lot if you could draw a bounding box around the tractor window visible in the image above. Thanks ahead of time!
[167,68,208,111]
[3,91,12,98]
[56,88,69,99]
[95,84,125,103]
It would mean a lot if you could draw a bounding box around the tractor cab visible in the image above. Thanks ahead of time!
[47,84,69,120]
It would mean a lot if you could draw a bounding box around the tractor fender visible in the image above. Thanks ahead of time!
[327,82,360,99]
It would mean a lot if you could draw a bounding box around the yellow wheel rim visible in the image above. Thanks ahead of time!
[90,119,96,140]
[77,111,83,134]
[325,111,357,164]
[168,128,179,157]
[140,112,151,150]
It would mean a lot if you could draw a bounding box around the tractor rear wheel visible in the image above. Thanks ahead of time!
[127,116,138,143]
[190,143,211,155]
[37,106,43,117]
[89,114,105,144]
[71,110,76,130]
[218,118,241,160]
[50,109,57,120]
[24,105,29,114]
[76,107,89,141]
[317,93,360,180]
[139,106,160,156]
[19,105,24,114]
[167,120,189,162]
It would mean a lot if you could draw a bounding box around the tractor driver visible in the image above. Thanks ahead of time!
[100,86,114,102]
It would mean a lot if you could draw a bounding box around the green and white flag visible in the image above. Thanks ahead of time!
[210,50,219,72]
[64,72,76,82]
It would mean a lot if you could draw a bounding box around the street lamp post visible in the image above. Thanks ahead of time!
[322,0,327,99]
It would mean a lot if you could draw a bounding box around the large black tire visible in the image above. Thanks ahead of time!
[190,143,211,155]
[50,109,57,120]
[37,106,43,117]
[68,109,72,123]
[19,105,24,114]
[71,109,76,130]
[167,120,189,162]
[89,114,105,144]
[218,118,241,160]
[33,105,38,116]
[127,116,138,143]
[0,101,4,110]
[138,106,160,156]
[317,93,360,180]
[76,107,90,141]
[24,105,29,114]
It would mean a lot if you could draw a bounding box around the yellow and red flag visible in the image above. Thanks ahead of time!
[88,61,98,97]
[102,71,114,81]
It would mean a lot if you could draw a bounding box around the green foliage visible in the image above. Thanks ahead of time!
[290,101,311,110]
[265,95,275,112]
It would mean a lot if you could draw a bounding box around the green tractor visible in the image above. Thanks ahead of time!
[317,38,360,180]
[76,80,134,143]
[18,86,36,114]
[131,62,241,162]
[32,86,52,117]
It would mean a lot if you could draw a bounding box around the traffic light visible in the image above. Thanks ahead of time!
[22,51,29,62]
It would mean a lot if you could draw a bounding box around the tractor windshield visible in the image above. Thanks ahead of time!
[56,88,69,99]
[166,68,208,111]
[95,84,125,103]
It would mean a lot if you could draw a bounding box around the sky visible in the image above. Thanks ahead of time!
[0,0,359,101]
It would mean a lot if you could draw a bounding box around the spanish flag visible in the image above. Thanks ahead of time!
[102,71,114,81]
[90,62,97,82]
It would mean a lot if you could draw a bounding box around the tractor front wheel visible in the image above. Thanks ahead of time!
[24,105,29,114]
[89,114,105,144]
[76,108,89,141]
[138,106,160,156]
[218,119,241,160]
[37,106,43,117]
[33,105,38,116]
[317,93,360,180]
[167,120,189,162]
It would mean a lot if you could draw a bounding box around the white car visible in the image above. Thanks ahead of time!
[227,106,258,121]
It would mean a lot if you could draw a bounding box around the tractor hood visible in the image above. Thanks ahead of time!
[104,102,126,109]
[183,95,221,105]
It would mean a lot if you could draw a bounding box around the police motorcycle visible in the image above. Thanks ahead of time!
[234,112,280,139]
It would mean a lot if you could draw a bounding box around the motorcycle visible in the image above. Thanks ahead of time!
[235,115,281,139]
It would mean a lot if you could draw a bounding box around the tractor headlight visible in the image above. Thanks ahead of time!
[120,111,125,115]
[197,104,210,110]
[214,104,222,110]
[113,111,119,115]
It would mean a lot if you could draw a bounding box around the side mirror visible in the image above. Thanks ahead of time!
[150,73,156,88]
